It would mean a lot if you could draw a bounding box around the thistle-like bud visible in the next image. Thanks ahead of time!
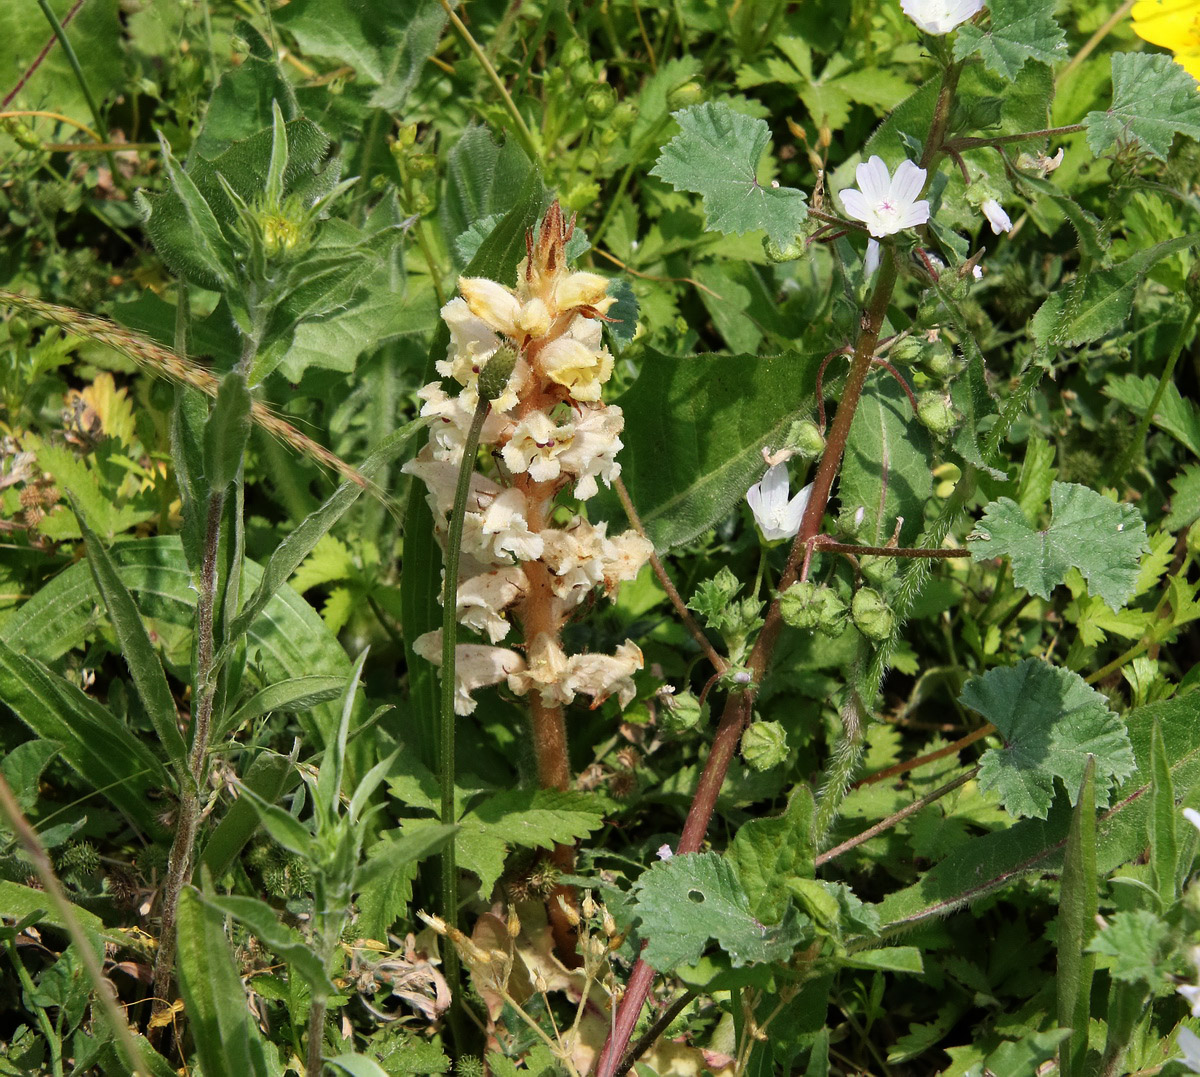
[659,689,706,734]
[584,83,616,120]
[779,581,848,636]
[742,720,789,771]
[479,345,518,402]
[917,391,958,436]
[851,587,894,641]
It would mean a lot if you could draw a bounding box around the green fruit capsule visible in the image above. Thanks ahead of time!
[851,587,894,641]
[742,720,788,771]
[479,345,518,402]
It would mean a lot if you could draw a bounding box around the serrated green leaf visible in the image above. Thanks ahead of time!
[968,481,1149,611]
[1090,909,1171,988]
[1086,52,1200,161]
[962,659,1135,820]
[953,0,1066,79]
[728,789,814,924]
[633,852,809,971]
[650,102,807,246]
[1167,465,1200,531]
[1106,372,1200,458]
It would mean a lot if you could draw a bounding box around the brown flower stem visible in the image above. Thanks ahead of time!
[815,539,970,559]
[597,63,964,1077]
[816,767,979,867]
[943,124,1085,153]
[854,724,994,788]
[613,476,727,673]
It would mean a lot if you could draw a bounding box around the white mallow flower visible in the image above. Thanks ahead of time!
[746,463,813,541]
[556,405,624,500]
[901,0,984,35]
[412,630,526,715]
[501,410,575,483]
[839,157,930,238]
[455,566,527,643]
[1179,1027,1200,1075]
[561,641,644,709]
[480,487,544,563]
[981,198,1012,235]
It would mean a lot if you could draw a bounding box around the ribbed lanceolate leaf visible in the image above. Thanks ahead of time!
[963,659,1134,820]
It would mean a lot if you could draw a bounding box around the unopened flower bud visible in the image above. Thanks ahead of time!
[584,83,616,120]
[507,908,521,938]
[851,587,894,641]
[763,236,804,262]
[859,554,898,586]
[838,504,869,539]
[557,894,581,927]
[889,337,924,364]
[583,892,597,920]
[925,344,960,380]
[788,419,825,460]
[611,101,638,133]
[917,391,958,436]
[658,689,705,733]
[741,720,789,771]
[779,581,848,636]
[668,82,704,109]
[479,345,518,402]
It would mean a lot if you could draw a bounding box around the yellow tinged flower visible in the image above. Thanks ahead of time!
[1132,0,1200,82]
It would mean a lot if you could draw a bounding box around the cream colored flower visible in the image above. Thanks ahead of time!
[511,632,573,706]
[602,531,654,593]
[455,566,528,643]
[480,487,544,562]
[500,410,575,483]
[540,520,612,606]
[457,277,523,337]
[412,630,527,715]
[554,271,612,313]
[403,451,502,517]
[539,336,614,402]
[562,641,643,709]
[417,382,512,459]
[557,405,624,499]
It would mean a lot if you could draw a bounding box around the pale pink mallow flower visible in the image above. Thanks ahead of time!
[746,463,813,541]
[839,156,930,238]
[412,631,527,715]
[900,0,984,35]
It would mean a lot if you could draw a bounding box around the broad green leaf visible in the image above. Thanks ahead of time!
[968,481,1149,611]
[631,852,810,971]
[205,893,336,996]
[978,1031,1072,1077]
[728,788,814,924]
[598,348,822,550]
[961,659,1135,819]
[1086,52,1200,161]
[1016,434,1057,523]
[874,694,1200,934]
[354,824,457,890]
[221,676,346,736]
[841,947,924,974]
[1057,757,1097,1077]
[840,372,933,547]
[440,127,536,265]
[2,537,352,744]
[0,638,167,832]
[651,102,808,247]
[75,509,188,772]
[203,372,252,492]
[176,888,272,1077]
[0,881,108,960]
[1106,372,1200,459]
[953,0,1066,80]
[1,740,60,812]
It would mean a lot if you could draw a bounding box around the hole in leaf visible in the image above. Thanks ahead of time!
[687,889,704,904]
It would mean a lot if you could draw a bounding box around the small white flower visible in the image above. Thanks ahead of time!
[501,410,575,483]
[480,488,544,563]
[556,404,624,499]
[972,264,984,280]
[1178,1027,1200,1074]
[981,198,1012,234]
[901,0,984,35]
[746,463,813,541]
[1185,807,1200,833]
[1180,983,1200,1018]
[656,844,674,861]
[839,157,930,238]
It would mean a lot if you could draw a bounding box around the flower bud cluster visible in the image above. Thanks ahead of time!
[406,204,653,716]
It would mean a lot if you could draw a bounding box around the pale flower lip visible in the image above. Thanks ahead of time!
[981,198,1012,235]
[746,463,813,541]
[1179,1026,1200,1074]
[901,0,984,35]
[839,157,930,239]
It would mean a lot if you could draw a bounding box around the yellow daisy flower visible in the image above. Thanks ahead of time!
[1131,0,1200,82]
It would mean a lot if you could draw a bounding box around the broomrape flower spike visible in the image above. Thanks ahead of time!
[901,0,985,35]
[839,157,930,239]
[746,463,813,541]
